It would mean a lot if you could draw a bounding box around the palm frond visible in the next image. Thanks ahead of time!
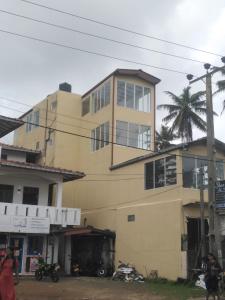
[162,111,178,124]
[189,111,207,132]
[157,104,180,114]
[164,91,182,105]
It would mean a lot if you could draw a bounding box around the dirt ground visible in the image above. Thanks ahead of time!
[16,277,164,300]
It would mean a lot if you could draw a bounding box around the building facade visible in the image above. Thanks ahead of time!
[0,135,84,274]
[12,69,225,279]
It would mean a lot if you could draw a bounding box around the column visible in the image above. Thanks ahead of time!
[55,180,63,208]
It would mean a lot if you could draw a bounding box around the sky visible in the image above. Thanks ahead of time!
[0,0,225,144]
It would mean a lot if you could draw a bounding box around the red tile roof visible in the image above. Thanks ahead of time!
[0,159,85,182]
[0,142,41,154]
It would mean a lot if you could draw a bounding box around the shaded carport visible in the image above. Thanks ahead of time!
[65,226,115,277]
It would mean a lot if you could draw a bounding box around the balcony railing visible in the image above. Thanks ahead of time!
[0,202,81,233]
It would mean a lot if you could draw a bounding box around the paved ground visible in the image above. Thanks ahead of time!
[16,277,163,300]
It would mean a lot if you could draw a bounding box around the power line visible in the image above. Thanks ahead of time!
[82,185,182,212]
[0,104,154,152]
[20,0,223,58]
[1,104,225,167]
[0,28,191,75]
[0,9,212,65]
[0,99,155,141]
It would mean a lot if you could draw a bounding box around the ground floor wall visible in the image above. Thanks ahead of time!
[82,199,183,280]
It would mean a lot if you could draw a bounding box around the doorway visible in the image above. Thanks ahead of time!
[10,237,24,273]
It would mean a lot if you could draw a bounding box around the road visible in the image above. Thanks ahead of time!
[16,277,163,300]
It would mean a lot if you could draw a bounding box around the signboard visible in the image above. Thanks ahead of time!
[0,216,50,234]
[215,180,225,209]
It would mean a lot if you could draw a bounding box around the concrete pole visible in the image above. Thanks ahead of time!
[199,169,206,258]
[205,73,222,265]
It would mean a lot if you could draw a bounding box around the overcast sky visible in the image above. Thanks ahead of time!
[0,0,225,144]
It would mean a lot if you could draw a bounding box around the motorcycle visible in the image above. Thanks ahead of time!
[35,257,60,283]
[112,261,144,283]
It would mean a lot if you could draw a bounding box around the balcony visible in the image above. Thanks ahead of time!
[0,202,81,234]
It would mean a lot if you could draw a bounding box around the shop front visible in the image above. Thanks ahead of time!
[0,233,58,274]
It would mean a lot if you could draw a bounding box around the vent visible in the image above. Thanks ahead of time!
[59,82,72,93]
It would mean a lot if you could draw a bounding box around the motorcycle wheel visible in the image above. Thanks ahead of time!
[97,268,105,278]
[112,272,124,281]
[51,271,59,283]
[35,270,43,281]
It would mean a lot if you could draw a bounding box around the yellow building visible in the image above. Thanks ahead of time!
[13,69,225,280]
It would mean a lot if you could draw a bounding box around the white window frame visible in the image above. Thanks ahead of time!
[116,120,151,150]
[91,80,111,114]
[117,80,151,113]
[91,122,110,152]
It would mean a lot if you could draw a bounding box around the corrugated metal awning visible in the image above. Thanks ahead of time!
[0,115,24,138]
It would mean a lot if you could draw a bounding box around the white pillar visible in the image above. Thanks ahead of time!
[56,180,63,207]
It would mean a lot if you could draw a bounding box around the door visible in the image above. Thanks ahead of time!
[10,237,24,273]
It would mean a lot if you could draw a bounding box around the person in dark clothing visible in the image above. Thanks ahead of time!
[204,253,222,300]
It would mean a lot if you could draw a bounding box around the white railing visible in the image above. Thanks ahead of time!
[0,202,81,227]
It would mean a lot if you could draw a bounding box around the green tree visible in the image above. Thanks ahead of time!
[156,125,177,150]
[157,87,207,143]
[215,69,225,113]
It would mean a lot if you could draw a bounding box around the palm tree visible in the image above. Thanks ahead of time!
[157,87,207,143]
[156,125,177,150]
[215,69,225,113]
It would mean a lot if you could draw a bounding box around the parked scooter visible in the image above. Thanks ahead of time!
[35,257,60,282]
[112,261,144,282]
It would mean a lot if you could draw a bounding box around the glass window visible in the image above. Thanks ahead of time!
[105,81,111,106]
[216,161,224,181]
[100,124,105,148]
[139,125,151,150]
[145,162,154,189]
[182,156,224,189]
[91,81,111,114]
[117,80,151,112]
[117,81,125,107]
[26,114,32,132]
[91,129,95,152]
[0,184,14,203]
[126,83,134,109]
[27,236,44,255]
[145,156,177,190]
[116,121,128,146]
[23,187,39,205]
[33,111,39,127]
[91,122,110,151]
[100,86,105,109]
[155,159,165,188]
[143,87,151,112]
[135,85,143,111]
[95,126,100,151]
[50,100,57,112]
[183,157,196,188]
[104,122,109,146]
[165,156,177,186]
[82,97,90,116]
[129,123,139,148]
[92,91,97,113]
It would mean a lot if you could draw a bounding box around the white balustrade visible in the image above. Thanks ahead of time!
[0,202,81,227]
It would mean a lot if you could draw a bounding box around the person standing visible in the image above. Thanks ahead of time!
[204,253,222,300]
[0,247,19,300]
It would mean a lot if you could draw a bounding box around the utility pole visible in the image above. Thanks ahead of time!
[199,168,206,258]
[187,59,225,267]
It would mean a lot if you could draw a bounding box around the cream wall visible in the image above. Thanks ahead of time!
[13,74,225,280]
